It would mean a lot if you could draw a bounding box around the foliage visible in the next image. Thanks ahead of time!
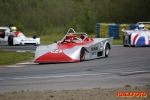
[0,0,150,35]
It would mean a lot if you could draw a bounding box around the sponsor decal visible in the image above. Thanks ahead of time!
[117,92,148,98]
[91,46,98,51]
[133,34,139,45]
[51,49,62,53]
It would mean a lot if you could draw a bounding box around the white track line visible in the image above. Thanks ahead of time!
[11,73,111,80]
[6,64,25,68]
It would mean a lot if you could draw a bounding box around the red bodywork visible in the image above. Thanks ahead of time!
[14,31,21,37]
[34,33,94,63]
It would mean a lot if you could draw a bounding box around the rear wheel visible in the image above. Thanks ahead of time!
[131,45,135,47]
[105,43,110,57]
[123,35,129,47]
[80,48,85,61]
[8,35,14,46]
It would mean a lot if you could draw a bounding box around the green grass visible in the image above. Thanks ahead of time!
[112,39,122,45]
[0,50,34,66]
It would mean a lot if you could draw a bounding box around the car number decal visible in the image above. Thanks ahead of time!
[50,49,62,53]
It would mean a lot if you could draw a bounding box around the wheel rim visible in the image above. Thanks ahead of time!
[105,44,110,56]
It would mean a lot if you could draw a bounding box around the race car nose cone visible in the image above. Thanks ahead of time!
[34,52,79,63]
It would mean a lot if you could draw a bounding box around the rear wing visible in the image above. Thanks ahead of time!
[137,22,150,25]
[0,27,9,30]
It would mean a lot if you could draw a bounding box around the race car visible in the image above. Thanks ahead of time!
[34,28,113,63]
[122,22,150,47]
[0,25,40,46]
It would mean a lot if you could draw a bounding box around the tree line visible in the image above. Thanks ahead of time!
[0,0,150,35]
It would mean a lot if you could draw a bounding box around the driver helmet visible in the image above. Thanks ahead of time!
[65,36,71,42]
[138,24,145,30]
[11,26,17,32]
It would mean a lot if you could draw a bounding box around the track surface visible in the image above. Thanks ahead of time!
[0,45,150,93]
[0,45,37,51]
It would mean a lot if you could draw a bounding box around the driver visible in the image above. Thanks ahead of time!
[64,36,71,43]
[10,26,17,32]
[138,24,145,31]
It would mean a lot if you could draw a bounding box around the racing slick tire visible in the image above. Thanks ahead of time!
[123,35,129,47]
[105,43,110,57]
[8,35,14,46]
[131,45,135,47]
[80,48,85,61]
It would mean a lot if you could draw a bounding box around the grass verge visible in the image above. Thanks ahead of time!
[0,50,34,66]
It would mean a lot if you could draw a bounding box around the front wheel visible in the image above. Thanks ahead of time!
[105,43,110,57]
[8,35,14,46]
[131,45,135,47]
[80,48,85,61]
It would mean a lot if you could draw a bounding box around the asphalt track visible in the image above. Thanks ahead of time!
[0,45,150,93]
[0,45,38,51]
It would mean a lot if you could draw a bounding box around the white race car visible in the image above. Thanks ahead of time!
[0,26,40,46]
[122,22,150,47]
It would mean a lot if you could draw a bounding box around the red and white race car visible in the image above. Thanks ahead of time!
[0,25,40,46]
[34,28,113,63]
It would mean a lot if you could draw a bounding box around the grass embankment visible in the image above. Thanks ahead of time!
[0,50,34,66]
[0,34,122,66]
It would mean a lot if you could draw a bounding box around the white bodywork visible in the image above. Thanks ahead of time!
[122,22,150,47]
[0,27,40,45]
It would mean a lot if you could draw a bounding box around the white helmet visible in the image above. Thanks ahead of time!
[138,24,145,30]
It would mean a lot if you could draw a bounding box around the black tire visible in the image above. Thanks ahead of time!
[131,45,135,47]
[128,35,135,47]
[80,48,85,61]
[123,35,125,47]
[33,34,39,39]
[105,43,110,57]
[123,35,129,47]
[8,35,14,46]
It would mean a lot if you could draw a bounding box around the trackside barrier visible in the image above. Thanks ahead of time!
[130,24,136,30]
[109,24,119,39]
[96,23,137,39]
[119,24,130,39]
[96,23,100,38]
[145,25,150,30]
[100,24,110,38]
